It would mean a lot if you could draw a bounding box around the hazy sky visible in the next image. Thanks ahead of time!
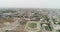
[0,0,60,8]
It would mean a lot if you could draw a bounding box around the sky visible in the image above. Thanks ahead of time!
[0,0,60,8]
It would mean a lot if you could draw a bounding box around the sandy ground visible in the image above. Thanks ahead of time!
[15,25,25,32]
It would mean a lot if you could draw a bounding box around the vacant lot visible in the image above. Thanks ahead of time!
[15,25,25,32]
[0,18,14,24]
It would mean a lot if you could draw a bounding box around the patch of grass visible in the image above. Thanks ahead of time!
[45,26,50,31]
[28,23,37,28]
[20,20,27,25]
[5,30,16,32]
[58,22,60,25]
[44,24,52,31]
[43,15,49,21]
